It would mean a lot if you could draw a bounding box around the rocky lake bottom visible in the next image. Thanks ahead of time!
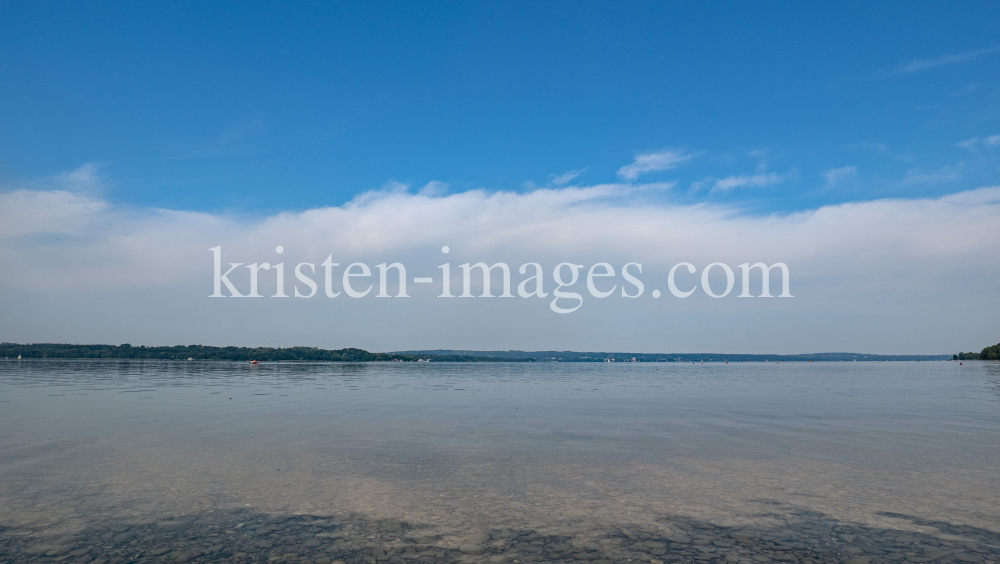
[1,360,998,564]
[4,504,1000,564]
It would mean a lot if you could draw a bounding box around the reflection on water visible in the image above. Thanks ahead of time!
[1,360,998,563]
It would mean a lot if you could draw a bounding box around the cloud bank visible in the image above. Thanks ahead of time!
[1,166,998,354]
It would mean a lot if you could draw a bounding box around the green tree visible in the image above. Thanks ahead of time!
[981,343,1000,361]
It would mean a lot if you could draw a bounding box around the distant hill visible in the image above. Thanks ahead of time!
[0,343,532,362]
[397,349,953,362]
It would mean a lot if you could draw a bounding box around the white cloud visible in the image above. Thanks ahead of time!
[1,167,998,354]
[822,166,857,187]
[617,149,693,181]
[349,180,412,205]
[957,136,1000,151]
[10,162,109,195]
[0,188,109,239]
[55,162,106,191]
[898,44,1000,73]
[418,181,448,197]
[550,168,586,186]
[958,138,980,151]
[711,172,783,192]
[0,163,113,239]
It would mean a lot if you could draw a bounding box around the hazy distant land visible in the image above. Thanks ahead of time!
[398,349,954,362]
[0,343,527,362]
[0,343,961,362]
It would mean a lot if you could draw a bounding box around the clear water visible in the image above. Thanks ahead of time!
[1,360,999,564]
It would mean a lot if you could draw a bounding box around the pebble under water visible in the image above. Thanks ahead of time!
[4,507,1000,564]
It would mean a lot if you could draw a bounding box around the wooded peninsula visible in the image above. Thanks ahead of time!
[957,343,1000,361]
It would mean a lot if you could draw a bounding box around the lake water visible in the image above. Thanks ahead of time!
[1,360,998,564]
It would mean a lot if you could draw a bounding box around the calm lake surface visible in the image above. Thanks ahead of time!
[1,360,998,564]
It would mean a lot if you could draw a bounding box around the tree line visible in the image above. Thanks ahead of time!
[956,342,1000,361]
[0,343,533,362]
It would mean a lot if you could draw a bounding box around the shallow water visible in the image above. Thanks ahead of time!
[1,360,998,564]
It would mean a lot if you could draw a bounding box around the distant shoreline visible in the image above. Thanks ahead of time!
[0,343,954,362]
[0,343,523,363]
[397,349,953,362]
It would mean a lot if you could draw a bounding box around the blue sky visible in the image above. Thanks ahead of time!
[2,1,998,213]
